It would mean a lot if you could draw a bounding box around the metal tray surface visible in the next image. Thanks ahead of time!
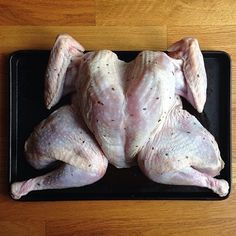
[9,50,231,201]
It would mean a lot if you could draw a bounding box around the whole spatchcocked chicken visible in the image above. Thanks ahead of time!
[11,35,229,199]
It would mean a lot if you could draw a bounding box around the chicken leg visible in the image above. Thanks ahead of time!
[141,166,229,197]
[11,105,108,199]
[138,99,229,197]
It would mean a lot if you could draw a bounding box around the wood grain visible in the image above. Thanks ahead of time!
[1,198,236,222]
[45,218,236,236]
[0,221,45,236]
[0,1,235,235]
[0,26,167,52]
[0,0,96,26]
[96,0,236,26]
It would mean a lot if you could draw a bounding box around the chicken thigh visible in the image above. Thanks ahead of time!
[10,34,229,199]
[138,98,228,197]
[11,105,108,199]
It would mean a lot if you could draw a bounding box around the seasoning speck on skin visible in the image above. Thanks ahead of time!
[197,74,200,77]
[152,147,154,150]
[143,108,147,110]
[156,97,159,100]
[82,141,85,143]
[165,153,168,156]
[111,87,115,91]
[97,101,104,106]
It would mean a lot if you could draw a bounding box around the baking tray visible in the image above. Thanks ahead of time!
[8,50,231,201]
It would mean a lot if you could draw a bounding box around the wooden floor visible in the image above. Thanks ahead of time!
[0,1,236,235]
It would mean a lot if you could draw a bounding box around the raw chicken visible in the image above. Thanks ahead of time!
[138,98,227,197]
[11,35,229,199]
[11,105,108,199]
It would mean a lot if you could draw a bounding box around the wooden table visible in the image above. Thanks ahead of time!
[0,1,235,235]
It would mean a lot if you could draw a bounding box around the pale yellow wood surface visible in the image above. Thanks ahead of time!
[0,1,235,235]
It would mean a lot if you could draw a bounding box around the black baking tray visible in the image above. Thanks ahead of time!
[8,50,231,201]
